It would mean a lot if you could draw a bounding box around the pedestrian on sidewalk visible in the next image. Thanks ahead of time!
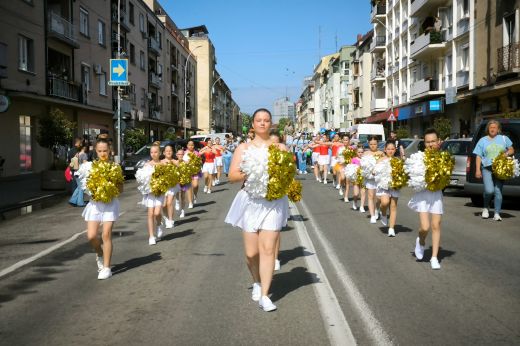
[69,144,89,207]
[225,108,290,312]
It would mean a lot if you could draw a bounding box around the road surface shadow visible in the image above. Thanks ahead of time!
[278,246,314,266]
[377,225,414,235]
[289,214,308,222]
[210,188,229,194]
[175,216,200,226]
[270,266,319,303]
[162,229,195,242]
[194,201,216,207]
[280,225,294,233]
[414,247,456,262]
[185,209,207,217]
[111,252,162,276]
[472,211,515,219]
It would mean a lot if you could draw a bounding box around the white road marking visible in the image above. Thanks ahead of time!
[290,201,356,346]
[296,200,393,345]
[0,211,126,279]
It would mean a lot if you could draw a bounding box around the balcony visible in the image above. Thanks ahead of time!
[111,8,131,31]
[370,35,386,52]
[149,72,162,89]
[371,98,387,112]
[402,19,409,32]
[457,17,470,37]
[401,56,408,69]
[411,0,446,17]
[47,76,80,101]
[410,31,446,60]
[410,78,443,99]
[498,43,520,75]
[456,70,469,87]
[47,12,79,48]
[148,37,161,55]
[371,4,386,23]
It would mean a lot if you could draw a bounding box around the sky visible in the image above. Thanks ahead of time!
[163,0,373,114]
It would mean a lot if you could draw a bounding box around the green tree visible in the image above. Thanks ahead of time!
[37,108,75,151]
[277,117,290,132]
[433,117,452,140]
[124,127,146,152]
[395,127,410,139]
[241,112,251,133]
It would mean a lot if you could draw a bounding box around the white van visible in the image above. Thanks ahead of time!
[349,124,385,145]
[190,133,232,145]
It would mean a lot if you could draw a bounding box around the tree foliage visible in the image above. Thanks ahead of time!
[395,127,410,139]
[277,117,291,132]
[36,108,75,150]
[241,112,251,132]
[433,117,452,140]
[124,127,146,152]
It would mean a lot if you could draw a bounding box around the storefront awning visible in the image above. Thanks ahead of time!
[365,109,399,123]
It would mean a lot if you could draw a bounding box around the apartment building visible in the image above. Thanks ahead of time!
[339,45,356,128]
[296,77,315,132]
[273,96,296,124]
[324,56,342,129]
[311,53,339,131]
[351,31,373,124]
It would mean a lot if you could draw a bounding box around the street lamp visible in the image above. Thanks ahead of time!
[224,90,231,133]
[375,18,395,132]
[210,76,222,133]
[184,45,202,138]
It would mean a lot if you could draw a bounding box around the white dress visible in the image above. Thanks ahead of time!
[225,145,289,232]
[408,190,443,214]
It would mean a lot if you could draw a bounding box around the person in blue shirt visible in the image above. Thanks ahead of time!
[473,120,515,221]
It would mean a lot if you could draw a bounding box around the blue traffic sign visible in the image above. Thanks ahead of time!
[108,59,129,86]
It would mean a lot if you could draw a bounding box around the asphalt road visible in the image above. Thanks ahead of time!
[0,175,519,345]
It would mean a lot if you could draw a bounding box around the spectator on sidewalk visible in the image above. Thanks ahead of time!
[69,145,89,207]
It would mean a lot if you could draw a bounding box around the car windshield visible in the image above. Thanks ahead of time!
[135,145,151,155]
[441,141,471,155]
[399,139,413,148]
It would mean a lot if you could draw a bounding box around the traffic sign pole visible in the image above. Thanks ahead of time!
[117,0,121,164]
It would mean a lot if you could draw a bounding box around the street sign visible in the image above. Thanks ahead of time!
[388,112,397,122]
[108,59,130,86]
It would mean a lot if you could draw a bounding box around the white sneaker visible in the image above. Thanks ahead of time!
[203,186,208,193]
[274,259,281,271]
[259,296,277,312]
[165,219,174,229]
[97,267,112,280]
[148,236,156,245]
[493,213,502,221]
[179,209,185,218]
[207,190,212,194]
[430,257,441,270]
[212,180,216,186]
[175,200,180,211]
[380,215,388,226]
[323,179,327,185]
[351,202,357,210]
[303,171,308,174]
[156,226,163,240]
[317,178,322,183]
[188,203,194,209]
[344,196,349,203]
[252,282,261,302]
[414,237,425,260]
[339,188,344,196]
[370,215,377,224]
[336,184,340,190]
[193,197,197,205]
[388,228,396,237]
[359,206,366,213]
[96,255,104,272]
[481,208,489,219]
[375,209,381,220]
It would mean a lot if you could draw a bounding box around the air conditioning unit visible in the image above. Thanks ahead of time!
[94,64,103,75]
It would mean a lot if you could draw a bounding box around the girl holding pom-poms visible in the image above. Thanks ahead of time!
[225,108,297,312]
[175,148,192,219]
[184,140,202,205]
[79,138,124,280]
[338,136,355,202]
[473,120,516,221]
[374,141,407,237]
[361,136,384,224]
[161,144,179,230]
[199,140,218,194]
[405,128,454,270]
[135,141,165,245]
[344,146,366,212]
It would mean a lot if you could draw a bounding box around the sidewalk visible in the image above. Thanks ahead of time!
[0,173,68,220]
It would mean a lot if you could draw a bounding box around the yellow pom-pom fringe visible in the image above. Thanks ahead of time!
[86,160,124,203]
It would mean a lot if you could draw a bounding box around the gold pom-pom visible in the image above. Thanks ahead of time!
[186,152,202,176]
[342,147,356,164]
[424,149,454,191]
[287,179,302,202]
[150,164,171,196]
[266,145,298,201]
[355,166,365,187]
[165,163,180,187]
[390,157,408,190]
[177,162,192,185]
[492,154,515,180]
[86,160,124,203]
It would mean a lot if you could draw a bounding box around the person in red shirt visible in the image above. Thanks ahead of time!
[307,137,322,182]
[330,134,344,189]
[317,135,332,184]
[213,137,225,185]
[199,140,218,194]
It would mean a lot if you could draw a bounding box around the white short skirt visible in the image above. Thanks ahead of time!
[408,190,443,214]
[225,190,289,232]
[202,162,216,174]
[331,157,338,168]
[141,193,165,208]
[215,156,223,167]
[376,188,400,198]
[365,178,377,190]
[312,152,319,164]
[165,185,180,196]
[82,199,120,222]
[318,155,330,166]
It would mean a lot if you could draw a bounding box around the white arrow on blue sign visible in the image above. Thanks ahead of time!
[108,59,130,86]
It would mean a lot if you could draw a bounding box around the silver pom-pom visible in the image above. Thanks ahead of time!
[404,152,426,191]
[374,159,392,190]
[135,164,154,195]
[241,147,269,198]
[360,155,377,179]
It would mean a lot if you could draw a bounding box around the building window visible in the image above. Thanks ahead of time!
[98,20,106,46]
[446,54,453,86]
[139,50,145,70]
[158,64,163,80]
[130,43,135,64]
[80,7,89,37]
[81,64,90,92]
[460,45,469,71]
[99,72,106,96]
[158,32,162,48]
[18,35,34,72]
[139,13,145,33]
[129,2,135,25]
[19,115,32,172]
[504,13,517,46]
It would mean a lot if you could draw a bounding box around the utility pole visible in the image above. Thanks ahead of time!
[117,0,122,162]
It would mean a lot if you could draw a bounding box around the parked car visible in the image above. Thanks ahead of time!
[122,139,204,178]
[465,119,520,206]
[397,138,425,158]
[440,138,472,188]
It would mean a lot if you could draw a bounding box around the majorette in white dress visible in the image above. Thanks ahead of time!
[225,144,289,232]
[405,151,443,214]
[135,164,164,207]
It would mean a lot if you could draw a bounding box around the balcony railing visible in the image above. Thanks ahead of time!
[371,4,386,21]
[498,43,520,74]
[411,0,428,16]
[410,78,440,99]
[47,76,80,101]
[112,8,130,31]
[149,72,162,88]
[410,31,445,57]
[47,12,79,48]
[148,37,161,55]
[456,70,469,87]
[457,17,469,37]
[370,35,386,51]
[371,98,387,111]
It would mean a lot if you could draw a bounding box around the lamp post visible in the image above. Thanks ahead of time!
[210,76,222,133]
[224,90,231,133]
[375,18,395,132]
[184,45,202,138]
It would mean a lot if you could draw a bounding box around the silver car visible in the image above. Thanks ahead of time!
[440,138,472,188]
